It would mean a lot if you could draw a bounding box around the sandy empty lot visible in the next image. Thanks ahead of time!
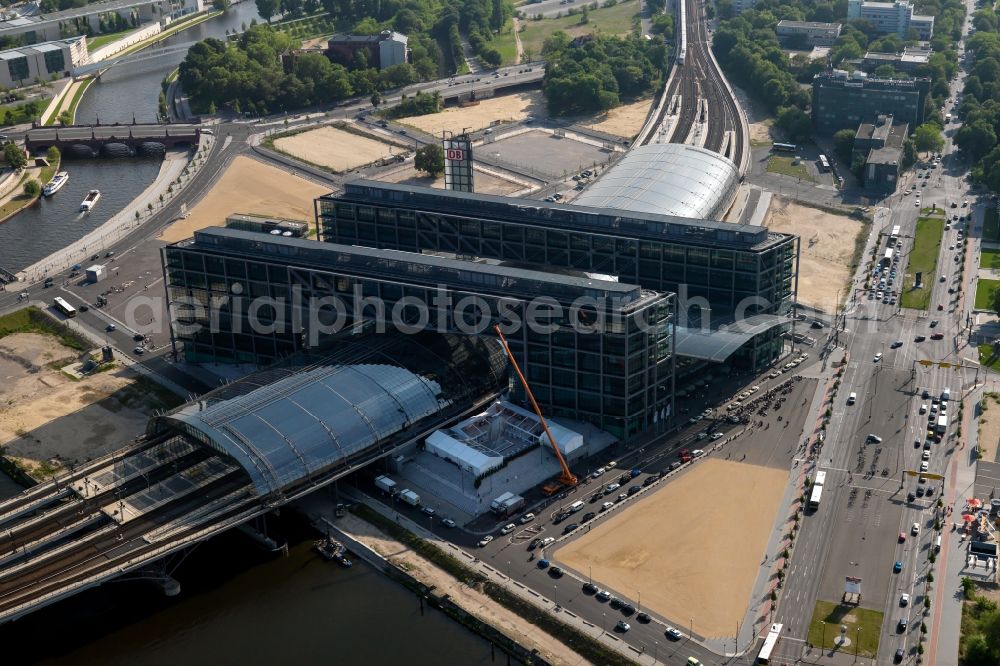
[579,97,653,139]
[749,120,773,144]
[0,333,154,476]
[159,156,329,243]
[556,458,787,638]
[274,125,401,172]
[401,91,548,136]
[765,196,864,312]
[376,164,527,196]
[979,393,1000,462]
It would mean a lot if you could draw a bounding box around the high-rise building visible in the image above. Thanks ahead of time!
[812,70,930,134]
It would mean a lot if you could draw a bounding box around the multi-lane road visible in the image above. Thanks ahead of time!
[774,6,983,662]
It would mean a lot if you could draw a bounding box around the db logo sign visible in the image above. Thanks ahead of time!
[446,148,465,160]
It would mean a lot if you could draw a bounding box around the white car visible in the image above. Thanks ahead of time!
[912,522,920,535]
[711,432,724,440]
[478,535,494,547]
[592,467,606,478]
[900,593,910,606]
[540,537,555,547]
[520,513,535,524]
[601,501,615,511]
[874,352,883,362]
[616,620,631,632]
[920,460,929,472]
[606,461,618,469]
[696,432,708,441]
[605,483,620,494]
[692,449,705,457]
[500,523,516,535]
[665,627,684,640]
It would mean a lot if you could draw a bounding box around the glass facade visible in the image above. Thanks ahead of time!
[162,230,675,442]
[317,185,796,317]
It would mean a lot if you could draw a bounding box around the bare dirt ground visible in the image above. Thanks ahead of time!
[401,91,548,136]
[578,97,653,139]
[273,125,400,172]
[749,120,774,145]
[159,156,329,243]
[764,196,864,312]
[335,511,583,665]
[978,393,1000,462]
[376,164,526,196]
[556,458,788,638]
[0,333,152,475]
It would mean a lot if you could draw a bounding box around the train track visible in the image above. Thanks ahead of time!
[640,0,745,171]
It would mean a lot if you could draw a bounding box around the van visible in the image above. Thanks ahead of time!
[687,658,703,666]
[847,392,857,405]
[935,535,942,552]
[569,500,585,513]
[942,387,951,401]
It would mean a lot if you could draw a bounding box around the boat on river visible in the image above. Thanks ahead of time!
[80,189,101,212]
[314,536,353,567]
[42,172,68,196]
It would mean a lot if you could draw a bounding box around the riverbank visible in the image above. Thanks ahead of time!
[18,148,194,283]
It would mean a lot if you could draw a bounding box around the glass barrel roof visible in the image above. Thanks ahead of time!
[574,144,740,221]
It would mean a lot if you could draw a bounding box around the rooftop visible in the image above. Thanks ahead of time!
[334,180,790,252]
[776,20,842,29]
[182,227,657,308]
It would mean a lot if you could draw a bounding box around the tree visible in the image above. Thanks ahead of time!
[370,91,382,108]
[964,635,995,666]
[255,0,279,22]
[913,123,944,153]
[833,128,856,164]
[775,106,812,143]
[46,146,60,165]
[4,143,26,170]
[415,144,445,176]
[212,0,230,9]
[57,110,72,126]
[982,608,1000,655]
[901,139,917,170]
[22,179,40,197]
[956,120,997,161]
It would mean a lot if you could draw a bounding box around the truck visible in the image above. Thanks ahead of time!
[374,474,397,494]
[399,489,420,507]
[85,264,106,283]
[678,449,692,464]
[490,491,526,516]
[936,414,948,434]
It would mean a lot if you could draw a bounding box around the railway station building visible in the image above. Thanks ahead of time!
[163,227,674,441]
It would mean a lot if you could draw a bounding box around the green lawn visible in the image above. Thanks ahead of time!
[494,20,519,65]
[519,0,640,56]
[982,247,1000,271]
[900,215,945,310]
[979,343,1000,371]
[806,600,883,658]
[766,155,815,182]
[984,206,1000,243]
[976,278,1000,311]
[86,27,137,51]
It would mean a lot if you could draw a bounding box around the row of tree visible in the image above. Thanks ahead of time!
[541,32,667,116]
[955,18,1000,191]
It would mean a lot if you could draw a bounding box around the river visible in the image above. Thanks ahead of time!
[0,1,263,274]
[0,7,504,662]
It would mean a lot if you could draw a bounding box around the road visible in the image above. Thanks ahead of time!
[773,6,983,663]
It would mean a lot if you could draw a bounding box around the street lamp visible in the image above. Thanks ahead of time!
[855,627,861,660]
[821,621,827,650]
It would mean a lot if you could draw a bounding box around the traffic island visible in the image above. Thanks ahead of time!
[806,600,883,659]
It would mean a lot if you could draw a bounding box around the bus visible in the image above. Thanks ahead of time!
[882,248,893,266]
[818,155,830,172]
[809,484,824,510]
[52,296,76,318]
[772,142,797,153]
[814,470,827,487]
[757,623,783,664]
[889,225,901,246]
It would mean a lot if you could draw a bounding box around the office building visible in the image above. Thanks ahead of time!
[0,37,87,87]
[847,0,934,39]
[731,0,757,14]
[0,0,203,44]
[776,21,842,47]
[163,227,674,441]
[317,180,797,370]
[854,114,907,193]
[812,69,930,134]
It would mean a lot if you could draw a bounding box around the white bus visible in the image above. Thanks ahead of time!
[757,623,783,664]
[818,155,830,172]
[889,225,901,246]
[814,470,827,488]
[52,296,76,318]
[882,248,893,266]
[809,484,824,510]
